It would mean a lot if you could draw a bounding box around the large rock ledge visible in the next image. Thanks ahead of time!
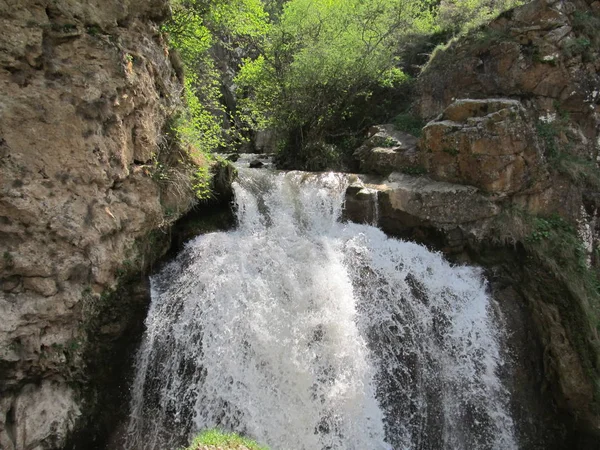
[344,171,600,448]
[344,172,499,239]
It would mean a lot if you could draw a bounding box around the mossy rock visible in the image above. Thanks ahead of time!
[185,430,268,450]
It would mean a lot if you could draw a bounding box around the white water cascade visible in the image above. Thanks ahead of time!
[125,168,517,450]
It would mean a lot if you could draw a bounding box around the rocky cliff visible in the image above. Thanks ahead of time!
[348,0,600,447]
[0,1,210,449]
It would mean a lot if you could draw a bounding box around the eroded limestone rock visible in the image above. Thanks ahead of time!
[421,98,548,195]
[0,0,196,448]
[353,124,420,175]
[344,172,499,240]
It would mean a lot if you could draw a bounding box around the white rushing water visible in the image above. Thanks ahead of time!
[125,169,516,450]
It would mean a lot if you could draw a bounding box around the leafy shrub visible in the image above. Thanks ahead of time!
[393,113,425,137]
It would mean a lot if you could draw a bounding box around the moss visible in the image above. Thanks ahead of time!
[494,210,600,410]
[185,430,268,450]
[442,147,459,156]
[401,166,426,176]
[3,251,14,268]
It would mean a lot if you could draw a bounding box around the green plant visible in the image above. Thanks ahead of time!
[469,27,513,51]
[572,10,600,45]
[3,251,14,268]
[235,0,437,150]
[437,0,524,34]
[526,215,573,243]
[443,147,459,156]
[550,151,600,189]
[402,165,427,175]
[381,137,397,148]
[184,430,268,450]
[536,120,562,158]
[393,113,425,137]
[86,25,101,36]
[536,116,600,189]
[191,165,213,201]
[563,37,592,59]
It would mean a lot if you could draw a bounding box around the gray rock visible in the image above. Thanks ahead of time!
[354,124,420,175]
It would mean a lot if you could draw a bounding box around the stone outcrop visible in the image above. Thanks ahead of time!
[345,173,499,232]
[418,0,600,162]
[353,125,420,175]
[348,0,600,445]
[0,1,206,449]
[421,98,549,196]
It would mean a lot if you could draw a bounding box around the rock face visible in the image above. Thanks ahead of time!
[348,0,600,446]
[418,0,600,162]
[421,98,548,195]
[0,1,200,449]
[353,124,420,175]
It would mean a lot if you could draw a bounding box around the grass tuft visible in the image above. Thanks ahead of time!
[184,430,269,450]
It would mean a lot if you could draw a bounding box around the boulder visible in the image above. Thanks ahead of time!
[344,172,499,244]
[421,99,548,196]
[343,182,379,225]
[353,124,420,175]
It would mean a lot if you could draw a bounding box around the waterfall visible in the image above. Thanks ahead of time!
[125,168,516,450]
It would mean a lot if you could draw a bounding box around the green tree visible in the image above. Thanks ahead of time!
[236,0,437,168]
[164,0,269,154]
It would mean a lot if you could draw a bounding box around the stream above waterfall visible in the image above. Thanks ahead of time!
[124,167,517,450]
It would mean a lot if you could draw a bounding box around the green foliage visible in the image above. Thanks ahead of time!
[163,0,269,156]
[276,140,343,171]
[381,137,397,148]
[237,2,434,126]
[553,154,600,190]
[191,165,213,200]
[401,165,427,175]
[527,215,575,245]
[572,10,600,45]
[562,37,592,60]
[176,72,225,152]
[470,27,513,50]
[393,113,425,137]
[521,212,600,394]
[536,117,600,189]
[536,120,561,158]
[185,429,268,450]
[235,0,441,167]
[86,25,101,36]
[436,0,525,34]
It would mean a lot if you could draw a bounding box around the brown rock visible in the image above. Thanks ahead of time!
[0,1,196,448]
[421,98,547,195]
[354,124,420,175]
[23,277,58,297]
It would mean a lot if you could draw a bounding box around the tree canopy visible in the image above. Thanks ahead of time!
[164,0,525,169]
